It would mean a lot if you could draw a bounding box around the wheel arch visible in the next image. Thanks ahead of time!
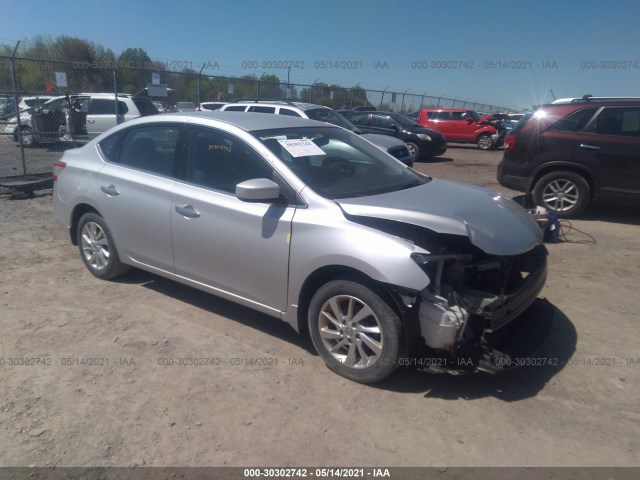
[295,265,407,335]
[69,203,102,245]
[530,163,598,198]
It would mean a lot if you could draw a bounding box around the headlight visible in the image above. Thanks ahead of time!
[416,134,432,141]
[411,252,473,266]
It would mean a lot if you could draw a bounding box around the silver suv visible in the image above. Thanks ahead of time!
[220,100,415,166]
[5,93,158,146]
[53,112,548,383]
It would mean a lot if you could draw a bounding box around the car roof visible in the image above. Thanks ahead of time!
[361,111,411,117]
[228,100,329,111]
[159,111,331,131]
[422,108,470,112]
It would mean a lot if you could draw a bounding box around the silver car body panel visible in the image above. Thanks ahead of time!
[171,181,295,312]
[335,179,542,256]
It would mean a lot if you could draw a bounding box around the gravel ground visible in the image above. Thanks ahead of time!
[0,144,638,468]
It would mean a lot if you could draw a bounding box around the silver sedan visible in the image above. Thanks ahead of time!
[53,112,547,383]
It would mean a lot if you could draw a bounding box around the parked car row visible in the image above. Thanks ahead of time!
[4,93,159,146]
[219,100,416,166]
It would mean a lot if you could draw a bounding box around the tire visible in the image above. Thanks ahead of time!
[477,133,493,150]
[308,279,402,383]
[76,213,130,280]
[20,126,35,147]
[405,142,419,162]
[532,170,591,218]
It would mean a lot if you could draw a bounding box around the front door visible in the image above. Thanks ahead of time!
[171,127,295,313]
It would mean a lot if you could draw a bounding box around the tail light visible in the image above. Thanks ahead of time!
[504,134,516,150]
[52,160,66,181]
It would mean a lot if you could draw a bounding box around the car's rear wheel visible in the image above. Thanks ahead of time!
[405,142,419,161]
[77,212,129,280]
[20,126,35,147]
[477,133,493,150]
[533,170,590,218]
[308,279,402,383]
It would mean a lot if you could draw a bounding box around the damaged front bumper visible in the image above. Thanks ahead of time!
[410,244,549,374]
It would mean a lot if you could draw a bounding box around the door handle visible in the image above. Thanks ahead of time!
[175,204,201,218]
[579,143,600,151]
[87,119,96,124]
[100,184,120,196]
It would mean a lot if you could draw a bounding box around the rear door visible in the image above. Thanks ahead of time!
[367,113,399,138]
[424,111,449,136]
[95,123,181,271]
[577,106,640,198]
[86,98,130,139]
[348,113,372,133]
[448,111,475,141]
[32,97,67,140]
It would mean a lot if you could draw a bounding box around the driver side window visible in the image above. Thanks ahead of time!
[186,128,274,193]
[371,115,395,129]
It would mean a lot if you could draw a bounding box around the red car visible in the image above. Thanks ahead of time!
[417,108,506,149]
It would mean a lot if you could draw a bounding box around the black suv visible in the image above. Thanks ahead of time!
[498,96,640,217]
[346,111,447,161]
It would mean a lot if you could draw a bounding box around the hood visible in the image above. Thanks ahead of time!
[335,179,542,256]
[479,113,510,123]
[403,124,443,137]
[359,133,407,149]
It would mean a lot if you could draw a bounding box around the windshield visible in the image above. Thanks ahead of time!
[253,126,427,199]
[305,108,360,132]
[388,113,420,127]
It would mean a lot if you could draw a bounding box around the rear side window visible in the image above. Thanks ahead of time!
[98,131,124,161]
[249,106,276,113]
[550,108,598,132]
[117,126,180,176]
[427,111,448,121]
[279,108,301,117]
[224,105,248,111]
[370,115,395,128]
[133,98,159,116]
[349,114,369,126]
[89,99,129,115]
[594,107,640,137]
[508,112,533,135]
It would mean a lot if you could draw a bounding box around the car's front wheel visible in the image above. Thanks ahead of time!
[77,212,130,280]
[477,133,493,150]
[308,279,402,383]
[405,142,419,161]
[533,170,591,218]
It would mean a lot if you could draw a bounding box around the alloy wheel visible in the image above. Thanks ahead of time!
[318,295,383,368]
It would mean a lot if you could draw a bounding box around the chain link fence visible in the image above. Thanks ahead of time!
[1,54,517,181]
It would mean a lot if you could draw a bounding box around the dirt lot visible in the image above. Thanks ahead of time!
[0,145,639,468]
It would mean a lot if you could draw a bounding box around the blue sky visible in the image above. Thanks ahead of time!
[1,0,639,110]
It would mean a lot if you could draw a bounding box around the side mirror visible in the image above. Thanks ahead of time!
[465,117,474,123]
[236,178,281,202]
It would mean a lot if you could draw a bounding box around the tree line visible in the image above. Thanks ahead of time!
[0,35,369,108]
